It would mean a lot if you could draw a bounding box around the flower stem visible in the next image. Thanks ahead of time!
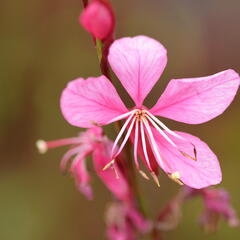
[82,0,88,8]
[93,24,147,236]
[96,38,103,62]
[151,227,162,240]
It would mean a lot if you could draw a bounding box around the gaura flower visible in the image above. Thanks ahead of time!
[60,35,240,189]
[106,202,150,240]
[199,188,239,231]
[36,127,131,201]
[80,0,115,40]
[156,186,239,232]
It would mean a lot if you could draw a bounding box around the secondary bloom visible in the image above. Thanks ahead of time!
[60,35,240,189]
[36,127,131,201]
[80,0,115,40]
[199,188,239,231]
[156,186,239,232]
[106,202,150,240]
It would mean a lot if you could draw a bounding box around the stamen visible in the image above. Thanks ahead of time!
[139,170,150,180]
[145,115,177,148]
[180,150,197,161]
[146,111,185,141]
[133,119,140,169]
[142,118,165,169]
[107,109,138,124]
[168,171,184,186]
[113,117,136,159]
[151,171,160,187]
[102,159,115,171]
[146,112,197,161]
[140,120,153,171]
[111,164,120,179]
[60,146,85,170]
[111,112,136,157]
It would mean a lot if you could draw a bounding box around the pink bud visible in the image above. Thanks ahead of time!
[80,0,114,40]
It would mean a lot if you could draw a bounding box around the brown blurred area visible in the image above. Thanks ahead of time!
[0,0,239,239]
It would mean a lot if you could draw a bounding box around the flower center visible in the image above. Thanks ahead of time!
[104,108,196,186]
[135,109,147,120]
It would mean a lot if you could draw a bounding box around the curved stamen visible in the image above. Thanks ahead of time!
[113,117,136,159]
[146,111,185,140]
[133,119,140,169]
[132,119,149,180]
[145,115,177,148]
[140,120,153,171]
[60,146,85,170]
[107,109,138,124]
[111,111,136,157]
[71,150,91,170]
[142,117,165,169]
[146,111,197,161]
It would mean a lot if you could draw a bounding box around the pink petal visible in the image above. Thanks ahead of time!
[150,70,240,124]
[153,130,222,189]
[93,139,131,202]
[60,76,128,128]
[108,36,167,106]
[80,1,114,40]
[71,156,93,200]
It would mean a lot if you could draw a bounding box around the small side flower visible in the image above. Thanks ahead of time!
[105,202,150,240]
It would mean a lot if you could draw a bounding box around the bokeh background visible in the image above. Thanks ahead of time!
[0,0,239,239]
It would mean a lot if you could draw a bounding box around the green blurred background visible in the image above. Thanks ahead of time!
[0,0,239,239]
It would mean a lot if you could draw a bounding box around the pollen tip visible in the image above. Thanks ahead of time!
[180,151,197,161]
[36,140,48,154]
[139,170,150,180]
[151,172,160,187]
[168,171,184,186]
[102,159,115,171]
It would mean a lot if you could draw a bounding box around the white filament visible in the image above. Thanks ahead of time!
[140,120,152,171]
[146,111,185,140]
[107,109,138,124]
[111,111,136,157]
[142,118,165,168]
[145,114,177,148]
[133,119,140,169]
[113,117,136,159]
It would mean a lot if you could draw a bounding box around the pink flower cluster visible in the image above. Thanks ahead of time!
[38,1,240,238]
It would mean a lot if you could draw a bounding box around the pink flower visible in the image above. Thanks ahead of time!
[80,0,115,40]
[200,188,239,231]
[106,202,150,240]
[60,35,240,189]
[36,127,131,201]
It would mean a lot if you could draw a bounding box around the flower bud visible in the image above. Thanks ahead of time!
[80,0,115,40]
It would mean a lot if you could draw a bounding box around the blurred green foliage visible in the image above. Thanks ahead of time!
[0,0,239,239]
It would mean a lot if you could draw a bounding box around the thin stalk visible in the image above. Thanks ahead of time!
[82,0,88,8]
[151,227,162,240]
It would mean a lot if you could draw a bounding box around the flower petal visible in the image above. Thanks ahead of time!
[153,130,222,189]
[71,155,93,200]
[150,70,240,124]
[60,76,128,128]
[93,139,131,202]
[108,36,167,106]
